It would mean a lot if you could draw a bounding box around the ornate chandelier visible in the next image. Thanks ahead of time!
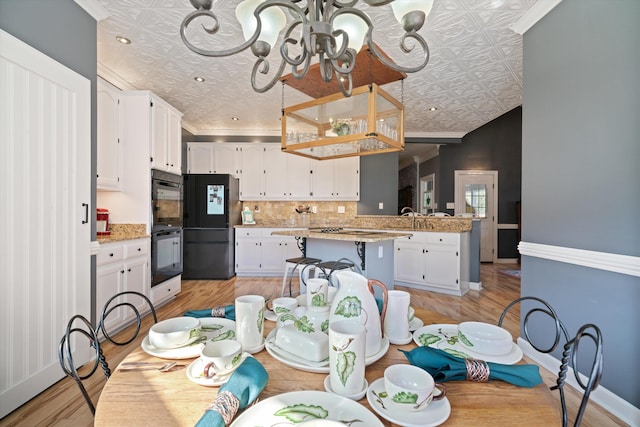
[180,0,433,97]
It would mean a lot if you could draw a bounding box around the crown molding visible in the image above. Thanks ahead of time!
[73,0,110,21]
[97,63,137,91]
[405,131,466,139]
[510,0,563,35]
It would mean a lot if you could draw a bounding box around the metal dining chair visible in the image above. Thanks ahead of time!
[499,297,604,427]
[553,323,604,427]
[98,291,158,346]
[58,314,110,415]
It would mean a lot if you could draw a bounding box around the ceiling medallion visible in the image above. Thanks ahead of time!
[180,0,432,97]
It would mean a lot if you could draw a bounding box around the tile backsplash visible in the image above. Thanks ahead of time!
[242,201,357,227]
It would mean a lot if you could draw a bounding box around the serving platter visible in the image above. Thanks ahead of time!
[141,317,236,359]
[230,390,383,426]
[412,324,523,365]
[265,329,389,373]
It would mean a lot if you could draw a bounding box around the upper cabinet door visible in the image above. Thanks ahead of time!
[151,97,168,171]
[97,79,122,190]
[167,108,182,175]
[334,157,359,200]
[213,143,241,176]
[264,145,287,199]
[239,145,266,200]
[286,154,311,199]
[187,143,214,173]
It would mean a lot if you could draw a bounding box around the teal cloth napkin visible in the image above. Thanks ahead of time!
[401,346,542,388]
[195,357,268,427]
[184,305,235,321]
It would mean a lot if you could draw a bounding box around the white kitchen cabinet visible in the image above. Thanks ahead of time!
[264,144,287,198]
[97,78,122,191]
[95,238,151,335]
[235,228,302,276]
[187,142,215,173]
[239,145,266,200]
[310,156,360,200]
[285,154,312,199]
[394,231,470,296]
[151,274,181,307]
[187,142,242,176]
[150,94,182,175]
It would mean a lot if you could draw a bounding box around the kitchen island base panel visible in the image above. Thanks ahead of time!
[306,238,395,295]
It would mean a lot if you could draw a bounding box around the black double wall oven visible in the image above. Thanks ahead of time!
[151,169,183,287]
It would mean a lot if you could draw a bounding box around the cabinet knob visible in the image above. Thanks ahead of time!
[121,270,125,274]
[137,248,142,251]
[127,268,131,272]
[109,253,114,257]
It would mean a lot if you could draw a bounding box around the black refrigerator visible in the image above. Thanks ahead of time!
[183,174,241,279]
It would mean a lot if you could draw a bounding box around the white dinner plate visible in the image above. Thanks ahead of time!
[186,352,250,387]
[265,329,389,373]
[412,324,523,364]
[141,317,236,359]
[230,390,383,426]
[366,377,451,427]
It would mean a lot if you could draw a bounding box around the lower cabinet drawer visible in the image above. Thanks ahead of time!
[151,275,181,306]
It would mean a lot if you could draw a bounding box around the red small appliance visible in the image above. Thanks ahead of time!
[97,208,111,236]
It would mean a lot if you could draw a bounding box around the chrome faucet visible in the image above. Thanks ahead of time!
[401,206,415,228]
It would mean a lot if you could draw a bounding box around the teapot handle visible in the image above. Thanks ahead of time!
[367,279,388,328]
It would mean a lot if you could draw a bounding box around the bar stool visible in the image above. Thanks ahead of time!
[313,258,358,287]
[281,257,322,297]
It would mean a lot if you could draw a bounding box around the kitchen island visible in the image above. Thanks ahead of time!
[271,228,412,291]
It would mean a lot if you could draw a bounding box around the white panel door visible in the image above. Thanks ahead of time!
[454,170,497,262]
[0,29,91,417]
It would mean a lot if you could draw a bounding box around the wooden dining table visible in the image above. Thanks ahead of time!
[94,307,561,426]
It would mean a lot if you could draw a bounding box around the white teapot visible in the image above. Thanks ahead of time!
[329,271,388,357]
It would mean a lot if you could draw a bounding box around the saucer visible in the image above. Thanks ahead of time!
[243,338,265,354]
[388,333,413,345]
[366,378,451,427]
[186,352,250,387]
[324,375,368,401]
[409,317,424,332]
[264,309,278,322]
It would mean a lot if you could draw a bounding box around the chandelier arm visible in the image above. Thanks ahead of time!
[250,55,289,93]
[337,72,353,97]
[318,54,333,83]
[180,9,257,58]
[367,32,430,74]
[329,47,356,75]
[292,53,312,79]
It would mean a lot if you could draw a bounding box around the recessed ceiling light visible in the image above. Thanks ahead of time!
[232,117,239,121]
[116,36,131,44]
[429,107,438,111]
[194,76,205,82]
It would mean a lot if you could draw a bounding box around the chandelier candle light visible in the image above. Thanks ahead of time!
[180,0,433,97]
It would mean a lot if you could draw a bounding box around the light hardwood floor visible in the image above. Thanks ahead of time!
[0,264,628,426]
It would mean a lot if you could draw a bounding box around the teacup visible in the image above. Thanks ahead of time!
[271,296,298,316]
[384,364,446,412]
[306,278,329,307]
[201,339,242,378]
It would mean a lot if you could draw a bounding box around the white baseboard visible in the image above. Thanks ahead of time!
[517,338,640,426]
[494,258,519,264]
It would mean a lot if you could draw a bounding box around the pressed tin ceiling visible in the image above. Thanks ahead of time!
[96,0,537,139]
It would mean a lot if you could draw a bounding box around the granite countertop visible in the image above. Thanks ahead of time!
[271,229,413,243]
[97,224,149,244]
[236,215,473,233]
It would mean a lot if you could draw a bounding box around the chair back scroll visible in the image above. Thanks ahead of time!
[499,297,604,427]
[98,291,157,346]
[58,314,111,415]
[553,323,604,427]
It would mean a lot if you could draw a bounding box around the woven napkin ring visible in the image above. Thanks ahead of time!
[207,390,240,425]
[211,306,226,317]
[464,358,491,382]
